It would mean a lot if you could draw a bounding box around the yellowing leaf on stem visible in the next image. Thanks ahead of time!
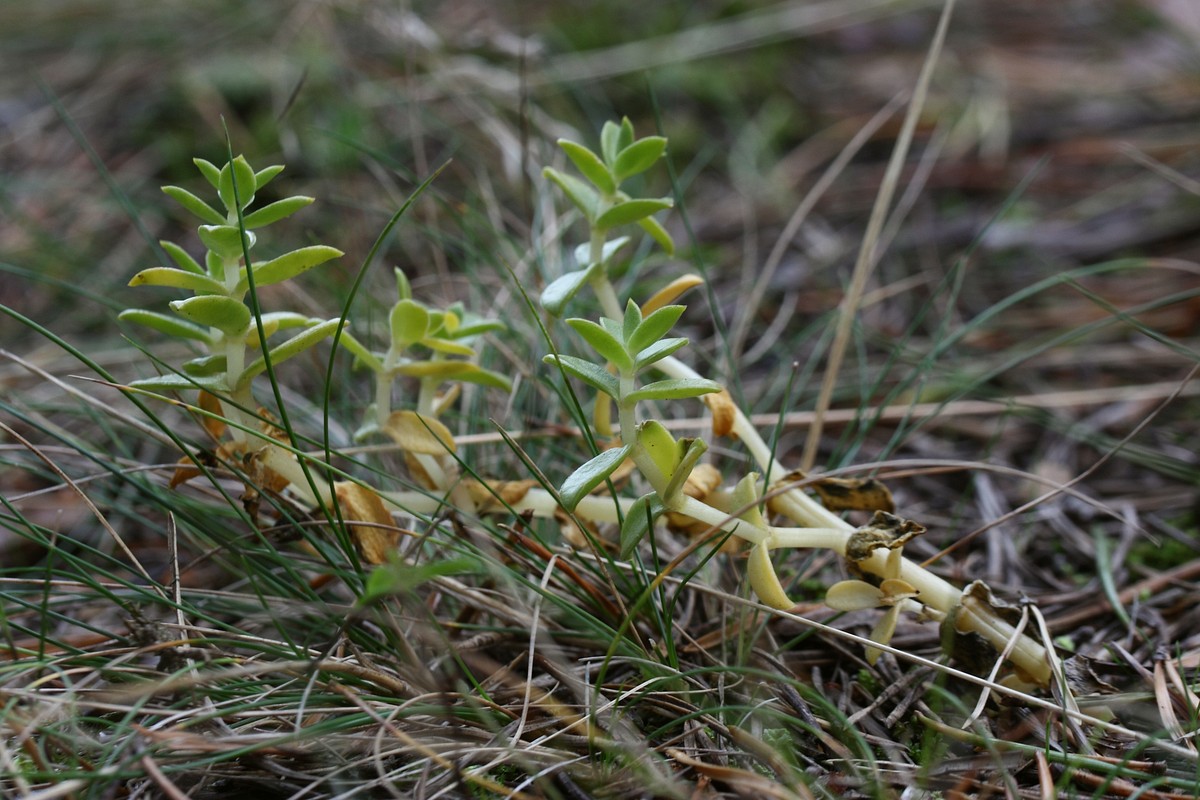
[747,542,792,610]
[642,274,704,315]
[825,580,885,612]
[382,410,456,455]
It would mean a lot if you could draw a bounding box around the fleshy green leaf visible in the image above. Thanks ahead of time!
[572,235,631,271]
[568,318,631,372]
[128,267,226,295]
[541,269,591,316]
[359,556,480,605]
[206,250,224,281]
[193,158,221,189]
[447,315,505,340]
[118,309,216,344]
[596,198,673,230]
[159,240,204,274]
[730,472,768,528]
[543,167,599,220]
[543,353,619,399]
[162,185,225,225]
[419,337,476,357]
[599,316,624,341]
[451,365,512,392]
[619,493,664,559]
[240,318,342,385]
[625,377,722,403]
[337,331,383,373]
[628,305,685,356]
[254,164,285,190]
[825,580,885,612]
[748,542,793,610]
[257,311,314,330]
[197,225,255,260]
[170,295,250,336]
[393,361,510,391]
[638,214,676,255]
[218,155,257,211]
[181,354,228,376]
[390,299,430,348]
[394,267,412,301]
[662,437,708,502]
[616,118,635,156]
[394,360,480,378]
[637,419,681,480]
[558,139,616,194]
[622,299,642,344]
[600,120,622,166]
[635,336,688,370]
[241,196,314,229]
[559,443,631,512]
[127,373,229,392]
[613,136,667,182]
[241,245,343,292]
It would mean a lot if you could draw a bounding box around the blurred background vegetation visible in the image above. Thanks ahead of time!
[7,0,1199,337]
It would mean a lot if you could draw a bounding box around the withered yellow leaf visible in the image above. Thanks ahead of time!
[642,274,704,315]
[465,479,537,513]
[334,480,400,564]
[198,391,227,439]
[747,542,792,610]
[702,388,736,438]
[383,410,456,454]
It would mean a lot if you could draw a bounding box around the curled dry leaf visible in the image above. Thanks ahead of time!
[768,469,893,514]
[553,507,589,548]
[844,511,925,563]
[334,480,400,565]
[170,407,292,493]
[464,478,537,514]
[402,451,438,490]
[812,475,894,513]
[702,388,737,438]
[198,391,227,439]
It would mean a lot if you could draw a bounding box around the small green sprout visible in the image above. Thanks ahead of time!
[343,269,510,442]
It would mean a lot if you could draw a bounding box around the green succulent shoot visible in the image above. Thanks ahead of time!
[545,298,720,514]
[541,118,677,316]
[120,155,344,412]
[341,269,511,443]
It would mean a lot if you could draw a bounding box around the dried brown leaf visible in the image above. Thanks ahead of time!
[465,478,538,513]
[702,388,737,438]
[198,391,226,439]
[334,480,399,564]
[811,475,894,513]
